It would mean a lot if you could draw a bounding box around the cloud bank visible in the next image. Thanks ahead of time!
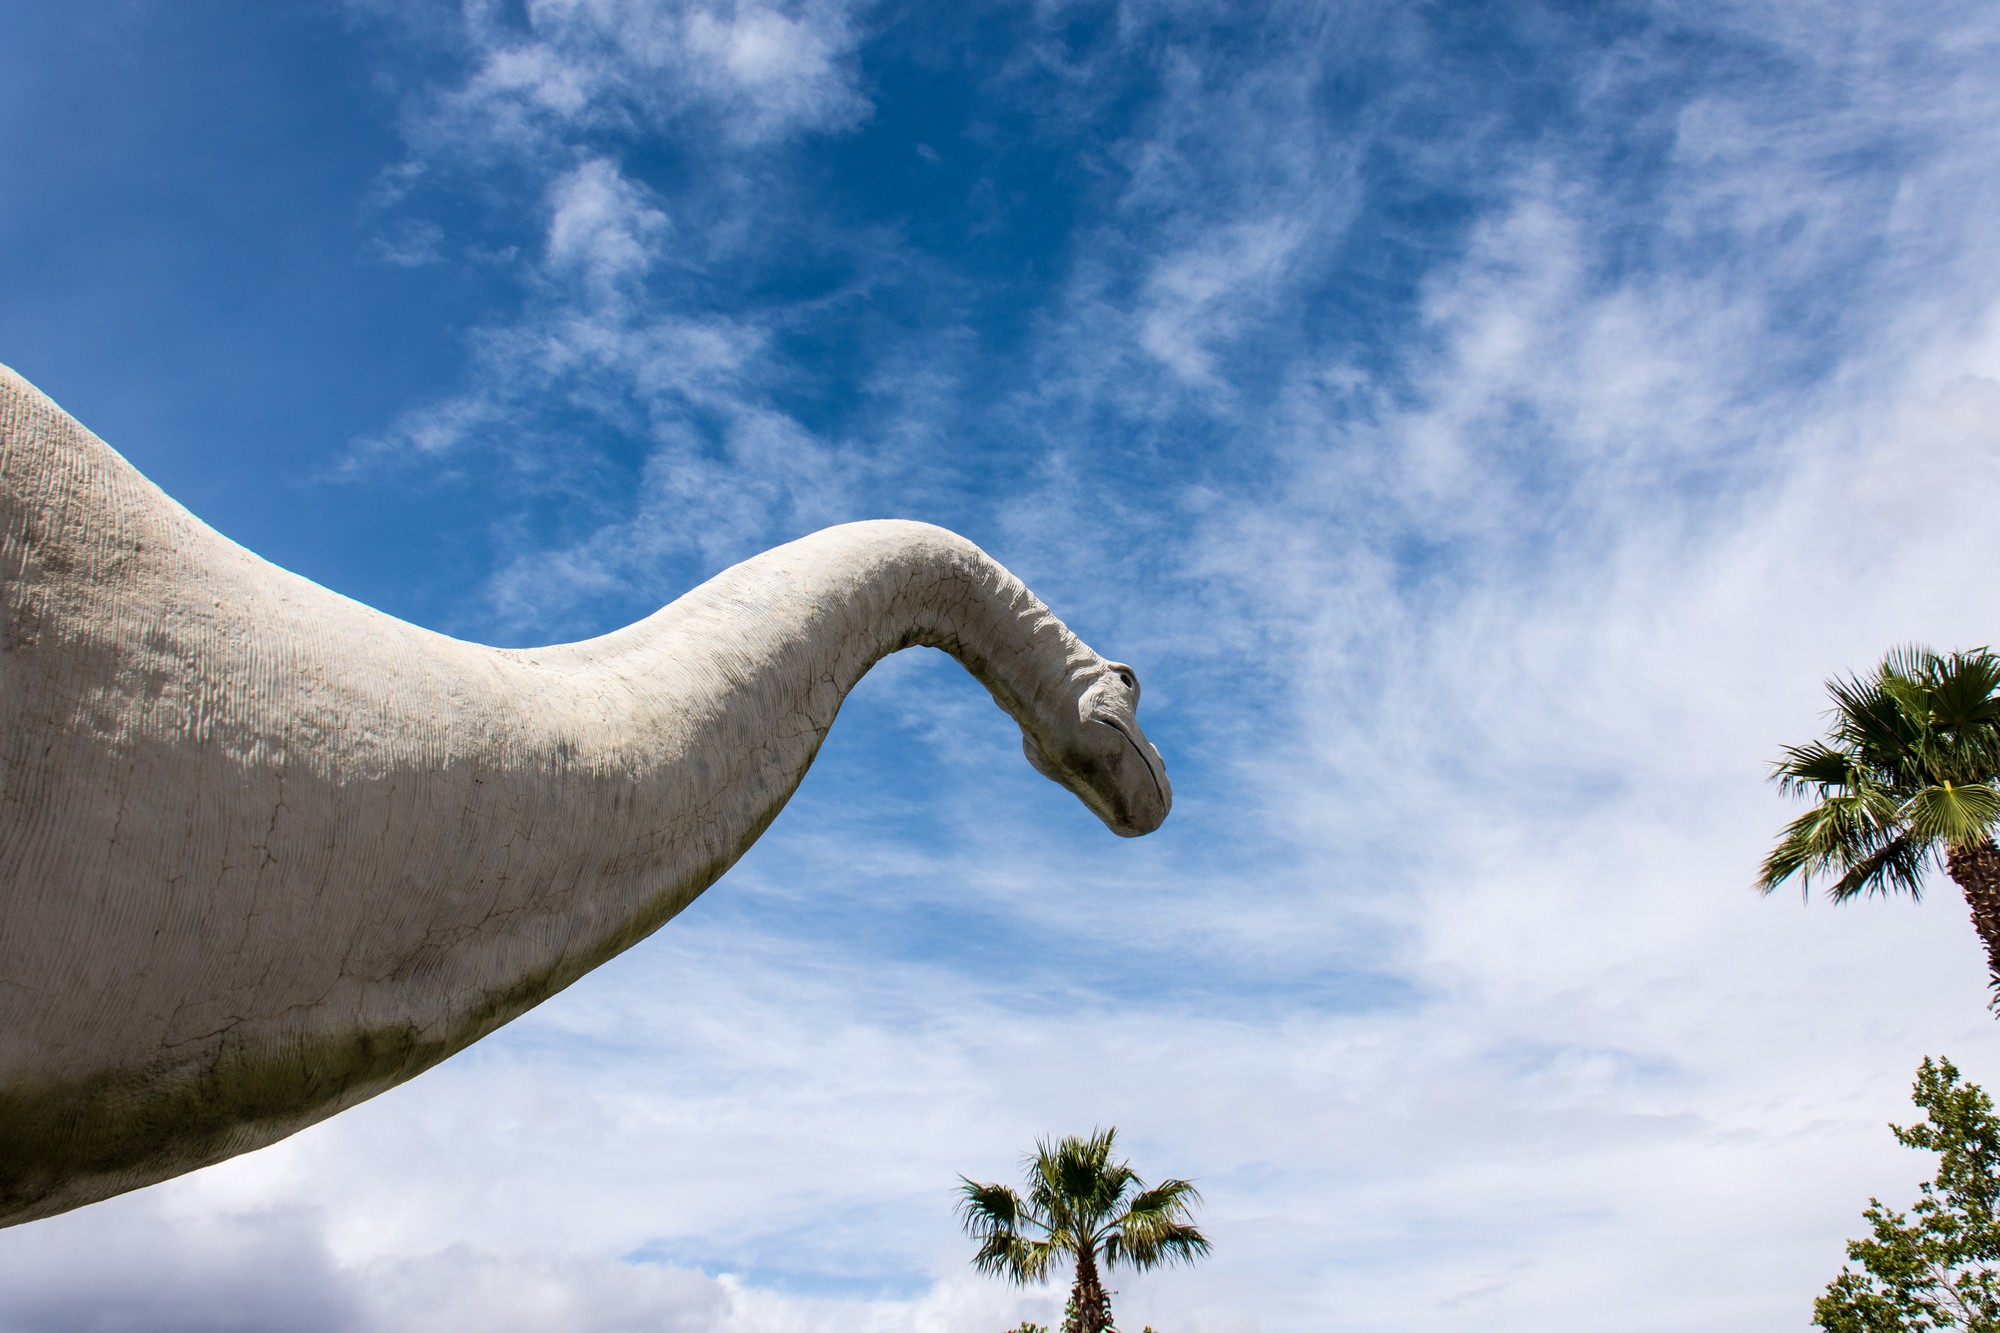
[5,0,2000,1329]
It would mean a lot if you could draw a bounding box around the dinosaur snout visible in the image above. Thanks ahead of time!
[1020,699,1171,837]
[1088,710,1171,836]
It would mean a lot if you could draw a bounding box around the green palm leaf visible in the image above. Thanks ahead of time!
[959,1129,1211,1333]
[1827,833,1929,903]
[1902,782,2000,847]
[1104,1178,1210,1268]
[1762,647,2000,905]
[1771,740,1864,797]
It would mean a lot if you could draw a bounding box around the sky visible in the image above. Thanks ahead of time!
[3,0,2000,1329]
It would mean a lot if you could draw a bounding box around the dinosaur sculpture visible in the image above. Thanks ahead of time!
[0,365,1169,1227]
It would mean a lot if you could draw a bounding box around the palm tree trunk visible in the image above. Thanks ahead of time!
[1065,1245,1116,1333]
[1946,840,2000,1003]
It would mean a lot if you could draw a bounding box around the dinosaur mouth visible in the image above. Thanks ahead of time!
[1090,713,1168,814]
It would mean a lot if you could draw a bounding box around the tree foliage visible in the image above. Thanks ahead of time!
[960,1128,1208,1333]
[1816,1058,2000,1331]
[1761,647,2000,904]
[1760,647,2000,1006]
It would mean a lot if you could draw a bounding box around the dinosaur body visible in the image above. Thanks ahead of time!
[0,366,1168,1226]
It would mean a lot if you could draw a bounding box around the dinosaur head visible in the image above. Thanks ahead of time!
[1020,658,1172,837]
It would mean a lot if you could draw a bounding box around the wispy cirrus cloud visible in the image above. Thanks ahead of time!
[10,1,2000,1330]
[333,1,898,638]
[348,139,886,636]
[371,0,872,158]
[544,157,669,290]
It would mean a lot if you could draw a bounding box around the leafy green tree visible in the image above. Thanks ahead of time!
[960,1128,1209,1333]
[1816,1057,2000,1331]
[1759,646,2000,999]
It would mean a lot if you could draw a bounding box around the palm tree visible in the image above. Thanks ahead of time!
[959,1128,1209,1333]
[1759,645,2000,999]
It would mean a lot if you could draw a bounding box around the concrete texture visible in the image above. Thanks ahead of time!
[0,365,1169,1226]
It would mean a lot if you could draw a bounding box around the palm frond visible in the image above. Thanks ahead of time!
[971,1232,1057,1284]
[964,1129,1211,1305]
[1027,1128,1135,1245]
[1900,782,2000,849]
[1107,1220,1212,1270]
[1756,791,1900,895]
[1104,1179,1211,1271]
[1120,1178,1203,1220]
[1771,741,1864,797]
[958,1180,1056,1284]
[1924,650,2000,728]
[1842,647,2000,786]
[1828,669,1911,748]
[1880,643,1944,683]
[1827,833,1932,903]
[1763,645,2000,903]
[1921,651,2000,784]
[960,1179,1029,1231]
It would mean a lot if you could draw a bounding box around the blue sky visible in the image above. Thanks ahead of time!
[5,1,2000,1329]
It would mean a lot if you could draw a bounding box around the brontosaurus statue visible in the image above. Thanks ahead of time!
[0,365,1169,1227]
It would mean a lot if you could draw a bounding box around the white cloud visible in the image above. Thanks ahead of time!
[345,143,878,635]
[13,1,2000,1331]
[396,0,872,159]
[546,157,670,291]
[338,0,894,636]
[680,4,863,137]
[1138,219,1306,385]
[484,402,873,629]
[998,2,2000,1327]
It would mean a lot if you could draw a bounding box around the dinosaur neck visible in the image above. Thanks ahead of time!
[0,366,1141,1225]
[341,522,1112,1066]
[581,519,1098,794]
[510,522,1102,984]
